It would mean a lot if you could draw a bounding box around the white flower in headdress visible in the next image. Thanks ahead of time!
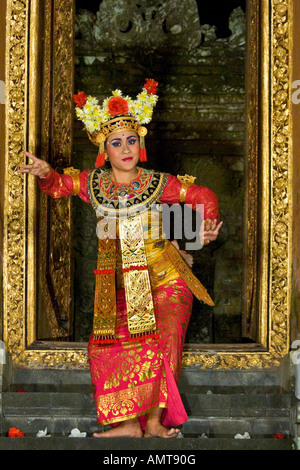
[73,79,159,129]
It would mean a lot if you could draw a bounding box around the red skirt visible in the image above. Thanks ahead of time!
[88,278,193,429]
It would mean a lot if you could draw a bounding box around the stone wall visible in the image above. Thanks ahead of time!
[71,1,246,343]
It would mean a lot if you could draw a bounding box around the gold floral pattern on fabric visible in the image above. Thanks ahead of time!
[153,281,193,382]
[88,280,191,426]
[103,347,165,390]
[94,380,168,424]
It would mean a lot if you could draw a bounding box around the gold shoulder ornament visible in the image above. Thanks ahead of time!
[177,174,196,203]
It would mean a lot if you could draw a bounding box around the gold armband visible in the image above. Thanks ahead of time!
[63,167,81,196]
[177,174,196,203]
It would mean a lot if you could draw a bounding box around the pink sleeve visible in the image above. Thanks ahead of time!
[38,168,91,203]
[159,174,219,220]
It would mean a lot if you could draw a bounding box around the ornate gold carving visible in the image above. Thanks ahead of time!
[37,0,75,339]
[182,352,281,369]
[47,0,75,337]
[269,0,292,358]
[3,0,293,369]
[4,0,27,362]
[243,0,260,340]
[38,0,59,339]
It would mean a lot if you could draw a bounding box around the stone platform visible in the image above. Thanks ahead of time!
[0,365,297,450]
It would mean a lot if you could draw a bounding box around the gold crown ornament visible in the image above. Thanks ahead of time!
[73,79,158,167]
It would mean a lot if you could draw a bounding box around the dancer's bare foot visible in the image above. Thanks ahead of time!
[144,423,180,439]
[145,407,180,438]
[93,418,143,438]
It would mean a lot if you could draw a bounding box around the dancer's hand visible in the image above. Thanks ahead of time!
[203,219,223,246]
[17,151,51,178]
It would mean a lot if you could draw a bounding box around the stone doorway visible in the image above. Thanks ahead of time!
[3,0,292,369]
[71,0,247,344]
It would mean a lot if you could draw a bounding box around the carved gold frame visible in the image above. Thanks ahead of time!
[3,0,293,369]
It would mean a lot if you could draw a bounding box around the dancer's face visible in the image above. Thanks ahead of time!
[106,131,140,173]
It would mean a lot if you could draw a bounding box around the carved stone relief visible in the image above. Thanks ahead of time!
[75,0,201,52]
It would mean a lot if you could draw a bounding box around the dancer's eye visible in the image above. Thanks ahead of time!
[128,138,137,145]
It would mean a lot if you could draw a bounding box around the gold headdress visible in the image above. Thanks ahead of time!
[73,79,159,166]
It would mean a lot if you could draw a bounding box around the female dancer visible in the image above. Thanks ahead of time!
[18,79,222,438]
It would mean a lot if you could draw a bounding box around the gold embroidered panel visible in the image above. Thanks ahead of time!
[3,0,293,369]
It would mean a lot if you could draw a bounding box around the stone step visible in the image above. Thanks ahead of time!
[1,365,295,449]
[6,383,93,393]
[6,381,285,394]
[1,394,292,438]
[180,384,284,393]
[181,416,291,437]
[2,416,100,436]
[178,369,293,396]
[181,391,292,417]
[4,368,92,391]
[3,390,292,416]
[0,436,295,451]
[2,417,291,440]
[6,366,287,391]
[3,391,96,415]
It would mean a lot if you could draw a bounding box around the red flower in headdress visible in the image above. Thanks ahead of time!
[73,91,87,108]
[8,427,25,437]
[108,96,129,116]
[144,78,158,95]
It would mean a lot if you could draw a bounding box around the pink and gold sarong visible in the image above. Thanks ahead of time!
[88,278,193,429]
